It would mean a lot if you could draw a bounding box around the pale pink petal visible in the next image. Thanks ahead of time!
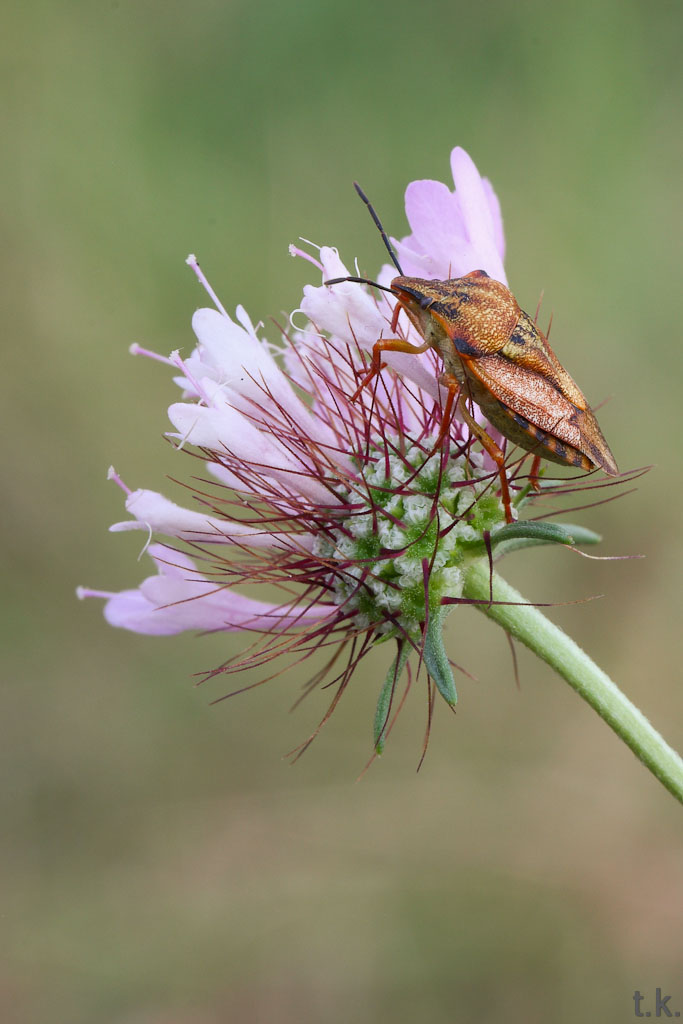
[168,400,279,459]
[207,457,340,517]
[449,147,507,283]
[403,179,467,269]
[234,303,260,336]
[168,402,337,507]
[303,248,440,400]
[103,588,184,635]
[301,247,388,351]
[450,148,497,243]
[190,308,340,452]
[110,488,314,550]
[101,544,333,635]
[481,176,505,262]
[206,461,264,494]
[282,323,346,393]
[174,306,342,461]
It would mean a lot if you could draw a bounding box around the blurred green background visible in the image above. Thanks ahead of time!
[4,0,683,1021]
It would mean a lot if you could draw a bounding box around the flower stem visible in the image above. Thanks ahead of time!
[462,561,683,805]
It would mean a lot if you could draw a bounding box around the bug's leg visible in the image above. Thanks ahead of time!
[351,336,432,401]
[529,455,543,492]
[389,301,402,333]
[434,373,461,447]
[456,394,515,524]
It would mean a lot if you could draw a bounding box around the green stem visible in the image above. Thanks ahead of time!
[462,561,683,805]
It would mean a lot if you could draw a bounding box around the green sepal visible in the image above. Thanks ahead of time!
[372,627,400,645]
[374,643,410,754]
[493,520,600,546]
[422,607,457,707]
[465,521,602,560]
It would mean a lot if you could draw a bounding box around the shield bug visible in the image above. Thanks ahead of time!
[325,183,618,523]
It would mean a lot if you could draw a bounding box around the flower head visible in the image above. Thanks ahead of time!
[79,147,609,758]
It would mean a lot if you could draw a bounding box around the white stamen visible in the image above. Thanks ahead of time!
[76,586,115,600]
[289,244,323,270]
[107,466,132,495]
[169,351,210,406]
[129,343,174,365]
[186,254,230,318]
[136,526,153,561]
[298,237,322,252]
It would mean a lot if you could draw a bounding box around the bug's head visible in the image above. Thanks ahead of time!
[388,276,445,336]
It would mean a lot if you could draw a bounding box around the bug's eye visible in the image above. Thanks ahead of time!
[419,295,433,310]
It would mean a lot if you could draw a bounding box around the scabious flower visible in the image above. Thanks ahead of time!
[78,148,619,758]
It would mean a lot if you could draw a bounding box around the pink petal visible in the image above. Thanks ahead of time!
[103,588,184,635]
[404,179,467,262]
[481,176,505,262]
[168,402,336,507]
[102,544,333,635]
[191,308,339,451]
[449,147,507,283]
[301,248,388,352]
[110,488,314,550]
[449,147,497,244]
[303,248,440,400]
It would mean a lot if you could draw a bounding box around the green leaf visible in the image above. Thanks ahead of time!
[374,643,410,754]
[422,608,457,707]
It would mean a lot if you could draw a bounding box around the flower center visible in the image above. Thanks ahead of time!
[315,438,505,636]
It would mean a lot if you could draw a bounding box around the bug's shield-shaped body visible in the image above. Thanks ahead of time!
[393,270,618,476]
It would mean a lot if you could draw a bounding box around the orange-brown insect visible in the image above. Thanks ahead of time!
[326,184,618,522]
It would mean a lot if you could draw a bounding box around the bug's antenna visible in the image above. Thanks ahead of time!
[353,181,404,275]
[324,275,397,294]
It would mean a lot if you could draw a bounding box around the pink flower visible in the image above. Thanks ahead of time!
[80,146,573,754]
